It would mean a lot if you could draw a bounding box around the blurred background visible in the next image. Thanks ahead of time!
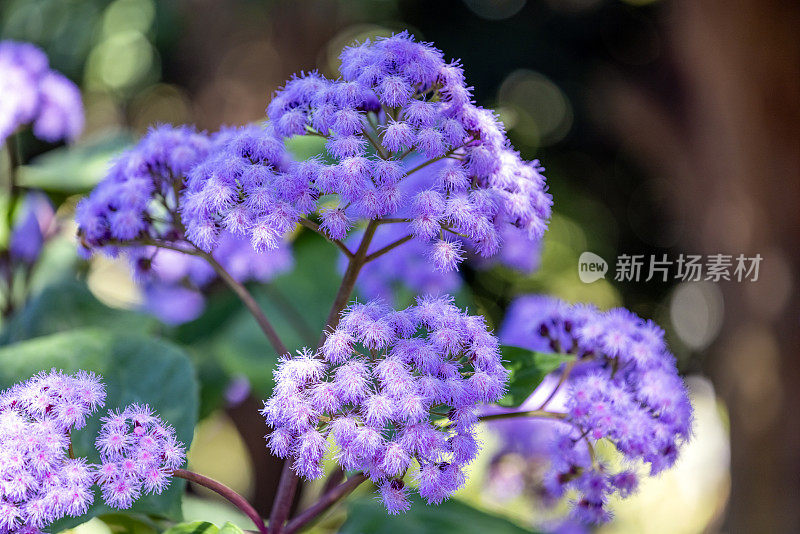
[1,0,798,532]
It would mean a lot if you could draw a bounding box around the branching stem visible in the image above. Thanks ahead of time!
[298,217,353,258]
[364,234,413,263]
[284,473,368,534]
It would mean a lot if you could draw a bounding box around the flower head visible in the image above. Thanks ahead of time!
[0,371,105,533]
[492,295,693,524]
[263,297,507,513]
[253,32,551,269]
[95,403,185,509]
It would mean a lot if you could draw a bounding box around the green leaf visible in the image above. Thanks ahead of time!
[163,522,220,534]
[0,328,199,530]
[16,130,133,193]
[339,496,538,534]
[498,345,573,407]
[161,521,244,534]
[218,523,246,534]
[0,279,156,345]
[98,513,160,534]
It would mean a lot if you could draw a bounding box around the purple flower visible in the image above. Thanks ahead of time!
[256,32,553,269]
[76,124,211,254]
[0,41,84,145]
[95,403,185,509]
[263,296,508,513]
[9,194,54,264]
[491,295,693,524]
[0,371,105,533]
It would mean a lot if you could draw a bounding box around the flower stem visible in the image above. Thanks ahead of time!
[196,248,289,357]
[364,234,413,263]
[536,359,578,411]
[2,135,22,318]
[284,473,368,534]
[172,468,268,534]
[268,461,299,534]
[298,217,353,258]
[479,410,567,423]
[319,219,380,339]
[270,221,380,533]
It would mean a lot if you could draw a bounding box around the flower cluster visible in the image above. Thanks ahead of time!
[183,32,552,270]
[262,296,508,513]
[498,295,693,524]
[76,124,211,255]
[95,404,186,509]
[0,40,83,144]
[180,124,294,252]
[75,124,296,324]
[0,371,105,533]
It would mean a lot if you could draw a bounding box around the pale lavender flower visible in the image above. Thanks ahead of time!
[0,371,105,533]
[95,403,185,509]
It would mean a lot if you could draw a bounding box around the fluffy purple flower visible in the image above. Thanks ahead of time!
[0,371,105,533]
[263,297,507,513]
[9,194,54,264]
[258,32,552,269]
[492,295,693,524]
[76,124,211,254]
[181,124,295,252]
[76,123,296,325]
[0,41,83,145]
[95,403,185,509]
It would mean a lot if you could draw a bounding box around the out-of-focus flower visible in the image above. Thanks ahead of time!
[0,41,83,145]
[490,295,693,524]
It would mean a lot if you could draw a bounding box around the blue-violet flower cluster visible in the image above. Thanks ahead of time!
[180,32,552,271]
[76,124,211,256]
[498,295,693,524]
[75,124,295,325]
[262,296,508,513]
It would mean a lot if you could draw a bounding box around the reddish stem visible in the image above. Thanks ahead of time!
[172,468,268,534]
[284,473,368,534]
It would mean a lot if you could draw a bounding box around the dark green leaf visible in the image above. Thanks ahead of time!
[0,279,156,345]
[339,496,538,534]
[0,328,199,530]
[498,345,573,407]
